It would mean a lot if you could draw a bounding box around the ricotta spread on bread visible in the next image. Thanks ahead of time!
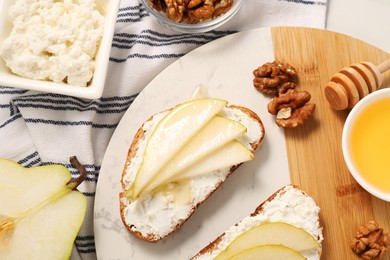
[0,0,104,86]
[120,105,264,241]
[193,185,323,260]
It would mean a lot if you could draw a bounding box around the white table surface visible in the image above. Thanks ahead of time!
[327,0,390,53]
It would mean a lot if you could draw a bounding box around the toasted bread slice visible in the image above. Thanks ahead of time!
[192,185,323,259]
[119,103,265,242]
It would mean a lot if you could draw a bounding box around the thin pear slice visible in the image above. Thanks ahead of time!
[215,222,320,259]
[132,98,228,199]
[0,158,87,260]
[167,140,253,184]
[140,116,247,196]
[228,244,306,260]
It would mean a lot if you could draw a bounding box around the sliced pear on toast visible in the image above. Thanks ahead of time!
[215,222,320,259]
[141,116,247,196]
[228,244,306,260]
[132,98,227,199]
[167,140,253,184]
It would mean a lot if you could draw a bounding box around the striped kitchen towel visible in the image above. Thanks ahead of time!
[0,0,327,259]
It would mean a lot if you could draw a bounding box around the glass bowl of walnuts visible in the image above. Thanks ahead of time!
[140,0,243,33]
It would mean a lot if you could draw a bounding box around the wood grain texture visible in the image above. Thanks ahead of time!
[271,27,390,259]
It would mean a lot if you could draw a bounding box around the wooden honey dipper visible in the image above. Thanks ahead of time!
[324,59,390,110]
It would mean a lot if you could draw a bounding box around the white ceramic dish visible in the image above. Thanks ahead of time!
[0,0,120,99]
[94,27,290,259]
[342,88,390,202]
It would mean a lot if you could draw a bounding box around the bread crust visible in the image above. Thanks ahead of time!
[119,104,265,242]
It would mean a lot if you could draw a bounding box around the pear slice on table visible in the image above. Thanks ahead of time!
[215,222,320,259]
[0,157,87,260]
[228,244,306,260]
[132,98,228,199]
[140,116,248,196]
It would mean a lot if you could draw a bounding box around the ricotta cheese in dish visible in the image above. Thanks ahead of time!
[0,0,105,87]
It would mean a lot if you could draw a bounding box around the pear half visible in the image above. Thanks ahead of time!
[140,116,248,196]
[228,244,306,260]
[132,98,227,199]
[215,222,320,259]
[0,157,87,260]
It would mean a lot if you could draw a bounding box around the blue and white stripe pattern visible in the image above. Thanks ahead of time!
[0,0,327,259]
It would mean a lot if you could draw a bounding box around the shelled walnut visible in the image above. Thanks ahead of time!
[148,0,233,23]
[253,61,315,128]
[351,221,389,259]
[253,61,298,96]
[268,89,316,128]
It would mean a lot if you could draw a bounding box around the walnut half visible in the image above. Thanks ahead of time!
[267,89,316,128]
[253,61,298,96]
[351,221,390,259]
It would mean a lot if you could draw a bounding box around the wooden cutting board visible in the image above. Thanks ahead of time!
[271,27,390,259]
